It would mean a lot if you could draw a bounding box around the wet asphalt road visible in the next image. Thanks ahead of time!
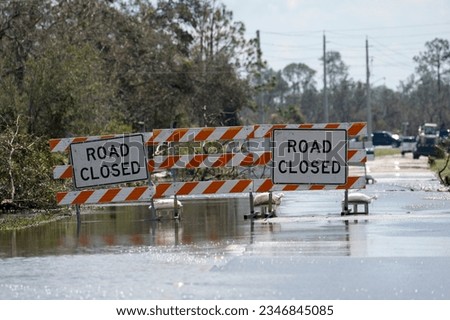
[2,152,450,299]
[247,152,450,299]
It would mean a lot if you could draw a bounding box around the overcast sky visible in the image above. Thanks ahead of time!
[222,0,450,89]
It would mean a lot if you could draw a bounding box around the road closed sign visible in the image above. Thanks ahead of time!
[272,129,348,185]
[70,134,148,189]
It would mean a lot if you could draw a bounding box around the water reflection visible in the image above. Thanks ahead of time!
[249,219,357,256]
[0,202,379,259]
[2,189,450,259]
[0,198,250,258]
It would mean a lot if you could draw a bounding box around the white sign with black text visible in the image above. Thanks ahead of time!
[70,134,148,189]
[272,129,348,185]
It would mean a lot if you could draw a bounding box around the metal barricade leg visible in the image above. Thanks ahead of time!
[249,192,255,216]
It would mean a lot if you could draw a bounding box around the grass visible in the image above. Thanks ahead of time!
[430,157,450,184]
[374,148,401,157]
[0,209,71,231]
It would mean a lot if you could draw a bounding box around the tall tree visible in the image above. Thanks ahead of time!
[413,38,450,127]
[163,0,256,126]
[414,38,450,94]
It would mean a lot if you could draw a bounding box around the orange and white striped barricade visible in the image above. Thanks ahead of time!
[148,126,254,144]
[55,186,154,206]
[49,132,153,153]
[152,179,253,199]
[250,122,367,139]
[253,176,366,193]
[147,122,368,217]
[265,123,368,216]
[50,122,368,218]
[49,133,155,222]
[52,151,273,179]
[146,125,259,217]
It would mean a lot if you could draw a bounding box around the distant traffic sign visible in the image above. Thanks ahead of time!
[70,134,148,189]
[272,129,347,185]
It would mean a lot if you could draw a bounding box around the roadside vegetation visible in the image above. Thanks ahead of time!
[431,158,450,183]
[0,209,70,231]
[429,143,450,186]
[0,0,449,214]
[374,148,401,157]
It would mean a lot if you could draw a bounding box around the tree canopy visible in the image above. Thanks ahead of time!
[0,0,449,208]
[0,0,257,137]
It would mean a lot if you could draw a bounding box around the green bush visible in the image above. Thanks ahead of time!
[0,128,68,210]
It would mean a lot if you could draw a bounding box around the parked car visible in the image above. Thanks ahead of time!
[400,136,416,155]
[413,123,439,159]
[372,131,401,147]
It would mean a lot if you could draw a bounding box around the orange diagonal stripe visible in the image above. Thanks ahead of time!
[187,154,208,168]
[255,151,272,166]
[49,139,61,151]
[347,150,357,159]
[99,189,121,203]
[325,123,340,129]
[195,127,214,141]
[125,187,147,201]
[264,124,286,138]
[72,137,88,144]
[347,122,366,137]
[256,179,273,192]
[248,125,259,139]
[213,153,233,167]
[160,155,181,169]
[241,154,254,166]
[56,192,68,204]
[149,129,161,144]
[221,127,242,140]
[154,183,171,198]
[230,180,251,193]
[147,160,155,172]
[337,176,359,190]
[177,182,198,195]
[61,166,73,179]
[74,190,95,204]
[100,135,115,140]
[283,185,299,191]
[204,181,226,194]
[167,128,189,142]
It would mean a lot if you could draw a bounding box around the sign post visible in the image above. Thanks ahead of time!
[271,129,348,185]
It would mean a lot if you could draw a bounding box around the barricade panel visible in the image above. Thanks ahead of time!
[49,122,368,207]
[53,149,365,179]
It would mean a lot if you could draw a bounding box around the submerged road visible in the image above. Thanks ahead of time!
[247,152,450,299]
[2,152,450,299]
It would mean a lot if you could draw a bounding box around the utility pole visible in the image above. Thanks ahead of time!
[256,30,264,124]
[323,33,328,123]
[366,37,372,141]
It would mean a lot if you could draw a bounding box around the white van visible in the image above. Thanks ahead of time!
[400,136,416,155]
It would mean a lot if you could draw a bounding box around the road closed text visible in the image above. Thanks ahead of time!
[277,158,342,175]
[272,129,347,185]
[70,135,148,188]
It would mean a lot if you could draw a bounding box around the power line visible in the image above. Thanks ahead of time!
[260,22,450,37]
[261,42,322,50]
[261,30,323,37]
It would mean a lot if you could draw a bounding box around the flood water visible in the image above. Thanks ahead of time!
[2,156,450,299]
[0,198,249,258]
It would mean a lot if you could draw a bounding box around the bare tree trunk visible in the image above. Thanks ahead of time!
[438,150,450,185]
[6,116,20,201]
